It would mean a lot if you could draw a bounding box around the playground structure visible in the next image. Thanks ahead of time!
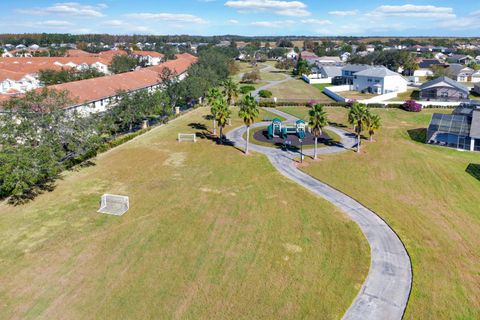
[267,118,306,140]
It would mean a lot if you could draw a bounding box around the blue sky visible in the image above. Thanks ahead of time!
[0,0,479,36]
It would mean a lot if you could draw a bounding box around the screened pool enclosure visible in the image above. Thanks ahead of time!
[427,105,480,152]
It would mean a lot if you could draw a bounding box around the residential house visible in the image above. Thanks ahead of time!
[476,55,480,63]
[419,76,470,102]
[341,64,371,84]
[130,51,164,66]
[316,56,342,64]
[352,67,408,94]
[302,65,342,84]
[340,52,351,62]
[414,59,445,77]
[434,52,448,61]
[286,49,297,59]
[45,53,198,114]
[427,103,480,151]
[447,54,475,65]
[447,64,474,82]
[300,51,319,65]
[0,70,40,95]
[474,83,480,95]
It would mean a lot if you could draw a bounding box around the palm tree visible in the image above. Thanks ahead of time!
[207,88,222,135]
[223,78,239,106]
[308,104,329,160]
[215,97,231,144]
[347,103,369,153]
[238,94,259,155]
[365,111,381,142]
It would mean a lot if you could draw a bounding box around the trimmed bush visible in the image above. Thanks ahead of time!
[404,100,423,112]
[240,85,255,94]
[258,90,273,98]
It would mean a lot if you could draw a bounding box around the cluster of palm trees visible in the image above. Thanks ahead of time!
[206,78,260,153]
[347,102,381,153]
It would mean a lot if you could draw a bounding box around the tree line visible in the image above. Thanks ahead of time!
[0,47,236,203]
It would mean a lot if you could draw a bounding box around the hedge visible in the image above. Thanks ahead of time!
[240,85,255,94]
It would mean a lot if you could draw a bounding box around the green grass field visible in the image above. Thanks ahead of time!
[0,107,369,319]
[268,79,335,103]
[278,106,480,319]
[311,83,331,92]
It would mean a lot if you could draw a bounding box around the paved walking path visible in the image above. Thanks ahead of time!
[251,65,293,98]
[226,109,412,320]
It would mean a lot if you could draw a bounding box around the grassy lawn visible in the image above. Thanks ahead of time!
[312,83,332,92]
[280,106,480,319]
[268,79,335,103]
[0,107,369,319]
[340,91,378,100]
[389,89,420,102]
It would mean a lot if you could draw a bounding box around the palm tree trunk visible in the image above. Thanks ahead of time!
[357,133,361,153]
[245,126,250,154]
[314,137,318,159]
[219,126,223,144]
[213,119,217,135]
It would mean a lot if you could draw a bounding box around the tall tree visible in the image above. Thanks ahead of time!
[347,103,369,153]
[223,78,239,106]
[308,104,329,160]
[207,88,222,135]
[365,111,381,142]
[215,97,231,144]
[238,94,259,155]
[109,54,140,74]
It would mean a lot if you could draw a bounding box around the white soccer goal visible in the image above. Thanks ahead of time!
[178,133,196,142]
[98,194,129,216]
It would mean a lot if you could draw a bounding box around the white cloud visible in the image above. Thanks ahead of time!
[300,19,332,25]
[368,4,455,19]
[228,19,240,24]
[18,2,106,17]
[126,13,208,24]
[102,19,125,26]
[328,10,358,17]
[439,11,480,30]
[36,20,73,27]
[251,20,295,28]
[225,0,310,17]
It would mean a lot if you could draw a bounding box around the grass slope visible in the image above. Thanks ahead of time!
[280,106,480,319]
[268,79,335,103]
[0,107,369,319]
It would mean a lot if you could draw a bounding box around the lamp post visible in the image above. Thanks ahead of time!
[299,138,303,163]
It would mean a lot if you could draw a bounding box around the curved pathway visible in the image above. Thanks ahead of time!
[251,65,292,98]
[226,109,412,320]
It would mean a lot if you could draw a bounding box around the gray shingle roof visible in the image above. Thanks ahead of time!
[342,64,371,73]
[419,76,469,94]
[447,64,473,76]
[320,65,342,78]
[354,67,402,77]
[470,110,480,139]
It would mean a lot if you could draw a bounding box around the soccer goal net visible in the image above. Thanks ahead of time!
[98,194,129,216]
[178,133,196,142]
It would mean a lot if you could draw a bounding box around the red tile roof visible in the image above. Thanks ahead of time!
[131,50,164,58]
[48,53,198,107]
[0,69,29,81]
[0,56,112,76]
[66,49,96,57]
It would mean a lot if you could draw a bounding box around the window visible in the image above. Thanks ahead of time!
[368,79,372,82]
